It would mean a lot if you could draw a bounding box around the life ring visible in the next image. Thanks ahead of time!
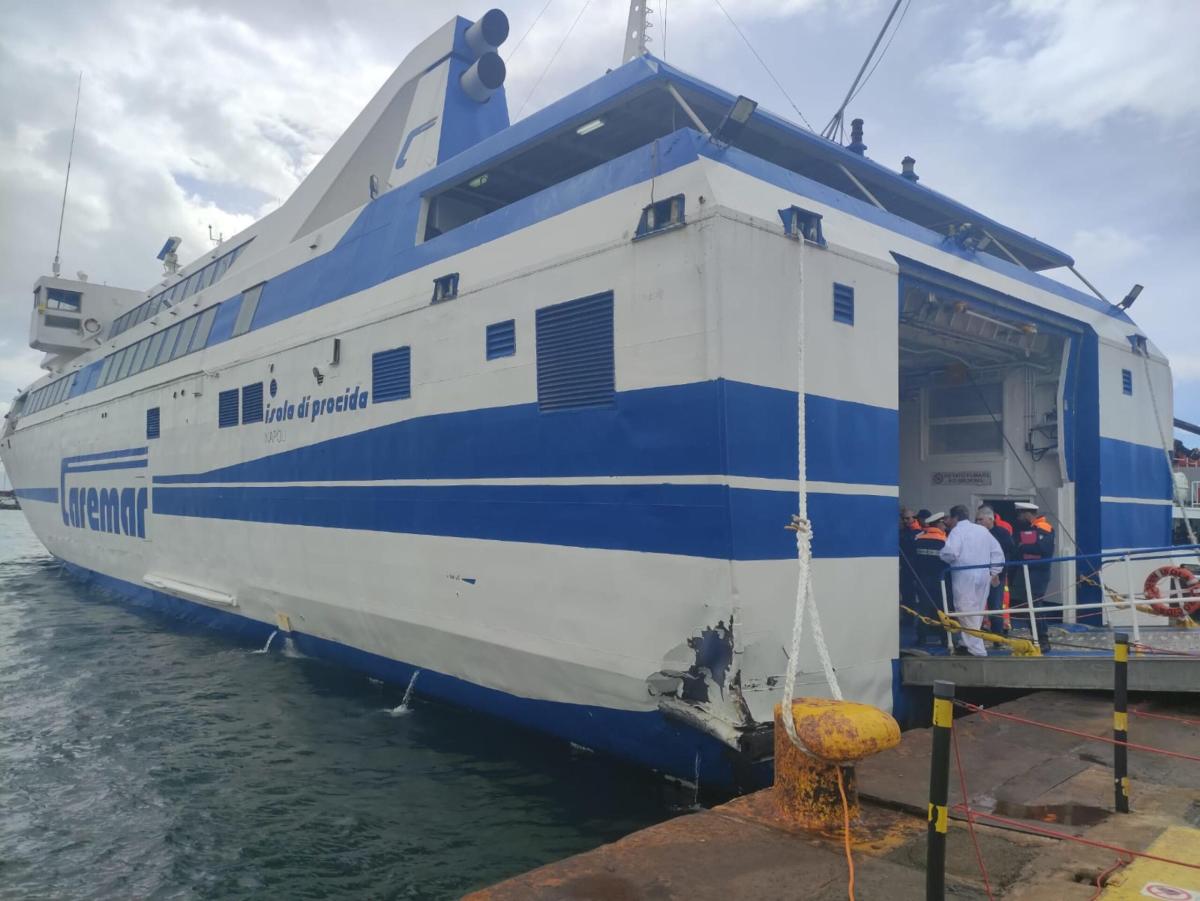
[1142,565,1200,617]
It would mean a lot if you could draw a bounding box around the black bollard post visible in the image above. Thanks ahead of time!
[927,680,954,901]
[1114,632,1130,813]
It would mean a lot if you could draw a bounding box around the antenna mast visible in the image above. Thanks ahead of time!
[52,72,83,278]
[622,1,651,63]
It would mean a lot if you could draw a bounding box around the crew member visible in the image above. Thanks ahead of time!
[977,505,1015,636]
[941,505,1005,657]
[1013,501,1055,652]
[912,512,949,647]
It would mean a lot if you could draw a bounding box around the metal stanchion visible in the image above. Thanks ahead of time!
[940,580,954,651]
[926,680,954,901]
[1022,564,1040,647]
[1114,632,1130,813]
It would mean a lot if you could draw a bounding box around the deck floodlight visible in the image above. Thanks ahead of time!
[1117,284,1143,311]
[576,118,605,136]
[714,95,757,144]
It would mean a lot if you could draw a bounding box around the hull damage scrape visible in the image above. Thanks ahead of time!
[649,617,772,764]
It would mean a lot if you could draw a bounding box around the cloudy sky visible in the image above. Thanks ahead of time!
[1,0,1198,452]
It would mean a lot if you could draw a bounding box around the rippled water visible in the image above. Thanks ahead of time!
[0,514,678,899]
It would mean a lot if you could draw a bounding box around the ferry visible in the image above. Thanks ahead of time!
[1,6,1178,789]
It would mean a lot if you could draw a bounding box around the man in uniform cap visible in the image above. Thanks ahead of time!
[1013,501,1055,652]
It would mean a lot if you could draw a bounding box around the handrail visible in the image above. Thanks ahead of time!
[945,544,1200,573]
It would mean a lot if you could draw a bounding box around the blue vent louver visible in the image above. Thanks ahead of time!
[833,283,855,325]
[373,346,412,403]
[535,292,614,411]
[486,319,516,360]
[1121,369,1132,396]
[242,382,264,424]
[146,407,160,439]
[218,388,239,428]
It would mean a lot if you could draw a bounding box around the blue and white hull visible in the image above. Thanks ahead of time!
[3,9,1176,789]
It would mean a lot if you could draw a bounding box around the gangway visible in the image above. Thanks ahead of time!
[900,544,1200,694]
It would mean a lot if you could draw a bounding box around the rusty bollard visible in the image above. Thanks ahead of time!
[774,698,901,830]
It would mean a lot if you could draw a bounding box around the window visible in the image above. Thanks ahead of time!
[218,389,239,428]
[98,356,113,387]
[833,283,855,325]
[43,314,80,330]
[115,347,136,381]
[372,346,411,403]
[145,331,166,369]
[156,324,182,365]
[242,383,264,424]
[189,305,218,353]
[232,283,264,337]
[172,316,198,360]
[486,319,516,360]
[535,292,615,411]
[926,383,1002,455]
[431,273,459,304]
[128,339,151,375]
[779,206,825,245]
[45,287,82,311]
[1122,369,1133,395]
[146,407,160,440]
[635,194,685,239]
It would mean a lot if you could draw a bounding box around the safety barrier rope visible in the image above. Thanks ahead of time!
[1089,857,1131,901]
[950,726,994,900]
[1131,707,1200,728]
[952,700,1200,763]
[948,804,1200,872]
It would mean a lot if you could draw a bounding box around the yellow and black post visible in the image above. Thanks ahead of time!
[927,679,954,901]
[1114,632,1130,813]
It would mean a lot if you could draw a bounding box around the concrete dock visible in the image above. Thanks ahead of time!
[466,692,1200,900]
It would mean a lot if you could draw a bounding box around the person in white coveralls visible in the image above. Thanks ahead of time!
[939,504,1006,657]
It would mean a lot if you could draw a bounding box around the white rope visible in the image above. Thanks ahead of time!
[780,235,843,755]
[1141,352,1197,545]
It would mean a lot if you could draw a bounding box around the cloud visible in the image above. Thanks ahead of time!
[934,0,1200,130]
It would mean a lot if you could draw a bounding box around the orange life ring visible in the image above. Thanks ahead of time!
[1142,565,1200,617]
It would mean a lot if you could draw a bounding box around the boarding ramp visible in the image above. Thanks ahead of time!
[901,545,1200,694]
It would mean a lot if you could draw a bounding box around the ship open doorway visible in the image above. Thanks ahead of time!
[896,272,1077,638]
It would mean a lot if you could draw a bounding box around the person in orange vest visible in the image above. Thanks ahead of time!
[911,512,949,647]
[1013,501,1055,652]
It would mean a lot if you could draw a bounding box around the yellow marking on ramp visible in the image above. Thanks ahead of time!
[1101,827,1200,899]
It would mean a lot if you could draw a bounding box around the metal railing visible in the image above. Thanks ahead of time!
[935,544,1200,647]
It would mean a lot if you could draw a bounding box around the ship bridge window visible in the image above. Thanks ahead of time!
[419,88,696,244]
[45,288,83,311]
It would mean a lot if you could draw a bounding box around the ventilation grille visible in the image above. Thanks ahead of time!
[373,346,412,403]
[833,283,855,325]
[536,292,615,411]
[486,320,516,360]
[146,407,160,440]
[1122,369,1132,396]
[242,382,264,424]
[218,388,239,428]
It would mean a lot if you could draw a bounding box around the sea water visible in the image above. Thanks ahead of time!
[0,514,676,899]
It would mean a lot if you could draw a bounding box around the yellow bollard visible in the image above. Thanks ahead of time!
[774,698,901,831]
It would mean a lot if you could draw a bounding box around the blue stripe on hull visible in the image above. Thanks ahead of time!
[1099,437,1172,500]
[1100,501,1172,550]
[57,560,762,790]
[155,380,897,486]
[152,484,897,561]
[15,488,58,503]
